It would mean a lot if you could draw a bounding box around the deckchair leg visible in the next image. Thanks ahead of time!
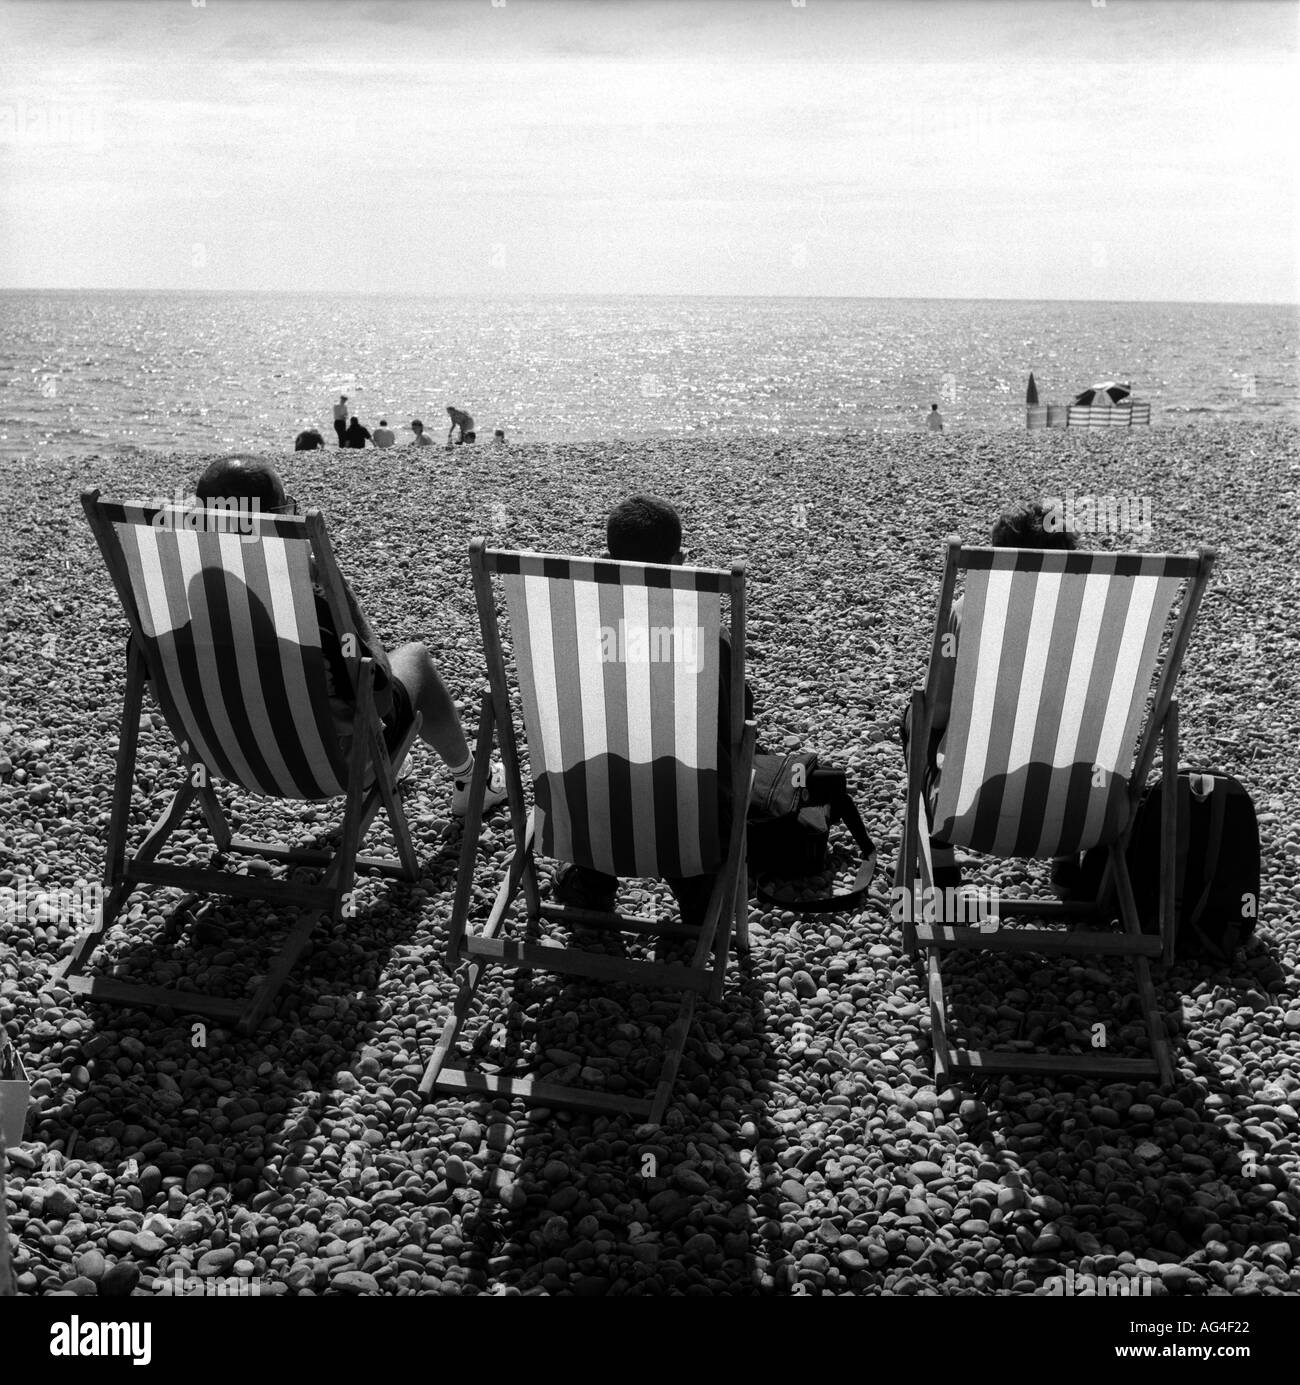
[366,718,421,881]
[196,785,233,853]
[734,850,750,953]
[104,642,147,915]
[927,948,953,1088]
[1111,842,1172,1086]
[328,661,377,912]
[1161,701,1179,967]
[900,687,930,959]
[132,782,198,874]
[649,990,696,1126]
[447,693,497,968]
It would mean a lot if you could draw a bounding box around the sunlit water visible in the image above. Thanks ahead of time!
[0,291,1294,459]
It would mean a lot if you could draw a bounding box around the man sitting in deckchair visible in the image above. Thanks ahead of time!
[552,494,755,928]
[192,456,506,816]
[899,500,1078,888]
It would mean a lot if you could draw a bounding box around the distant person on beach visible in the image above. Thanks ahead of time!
[551,495,755,941]
[927,403,944,432]
[899,501,1078,889]
[294,429,325,451]
[409,419,434,447]
[332,395,349,447]
[344,416,372,449]
[446,405,476,446]
[493,429,506,445]
[192,456,506,817]
[372,419,396,449]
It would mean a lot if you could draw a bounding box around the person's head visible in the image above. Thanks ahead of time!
[410,419,424,434]
[195,456,291,512]
[606,495,683,565]
[493,428,505,442]
[379,419,387,428]
[931,403,939,411]
[446,405,457,417]
[991,500,1079,551]
[294,430,322,451]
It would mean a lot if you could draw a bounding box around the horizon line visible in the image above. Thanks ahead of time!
[1,287,1296,309]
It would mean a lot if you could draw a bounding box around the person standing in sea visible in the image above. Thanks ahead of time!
[927,403,944,432]
[332,395,350,447]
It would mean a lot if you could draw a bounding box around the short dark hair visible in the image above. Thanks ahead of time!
[607,495,682,564]
[991,501,1079,551]
[196,456,287,509]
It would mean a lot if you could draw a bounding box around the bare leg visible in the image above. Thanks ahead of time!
[387,642,470,770]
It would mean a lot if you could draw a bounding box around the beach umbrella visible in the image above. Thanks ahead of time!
[1073,381,1131,406]
[1026,373,1039,405]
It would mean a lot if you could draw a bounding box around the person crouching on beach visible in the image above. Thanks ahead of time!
[446,405,476,446]
[295,429,325,451]
[409,419,434,446]
[193,456,506,817]
[898,500,1077,889]
[344,415,372,449]
[551,495,755,948]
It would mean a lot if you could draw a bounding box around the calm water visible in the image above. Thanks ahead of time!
[0,292,1295,459]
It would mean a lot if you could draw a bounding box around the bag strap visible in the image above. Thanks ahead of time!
[1185,778,1230,958]
[756,781,878,913]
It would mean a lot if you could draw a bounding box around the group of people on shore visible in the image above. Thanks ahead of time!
[295,399,504,452]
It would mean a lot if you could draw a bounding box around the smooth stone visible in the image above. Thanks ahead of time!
[100,1262,141,1297]
[332,1270,379,1294]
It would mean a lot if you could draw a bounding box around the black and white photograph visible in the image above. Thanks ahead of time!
[0,0,1297,1352]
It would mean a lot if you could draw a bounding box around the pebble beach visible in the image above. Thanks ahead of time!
[2,420,1299,1297]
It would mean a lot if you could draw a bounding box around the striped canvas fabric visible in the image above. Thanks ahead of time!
[102,503,349,800]
[498,553,724,879]
[930,549,1191,858]
[1067,403,1149,429]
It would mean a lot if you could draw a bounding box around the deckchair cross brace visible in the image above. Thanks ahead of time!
[896,537,1215,1086]
[64,491,423,1032]
[421,542,755,1125]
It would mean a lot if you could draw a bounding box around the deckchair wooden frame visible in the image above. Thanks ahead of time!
[896,536,1215,1087]
[62,489,423,1033]
[421,541,755,1125]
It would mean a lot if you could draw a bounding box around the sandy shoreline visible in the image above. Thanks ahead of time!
[2,421,1298,1297]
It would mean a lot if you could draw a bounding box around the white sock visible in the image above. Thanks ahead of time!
[449,752,474,781]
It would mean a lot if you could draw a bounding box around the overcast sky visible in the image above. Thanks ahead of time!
[0,0,1295,301]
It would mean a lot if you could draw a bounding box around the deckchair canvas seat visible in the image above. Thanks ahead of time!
[421,544,754,1125]
[63,491,422,1032]
[898,539,1215,1086]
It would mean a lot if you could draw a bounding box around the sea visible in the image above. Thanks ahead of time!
[0,291,1295,460]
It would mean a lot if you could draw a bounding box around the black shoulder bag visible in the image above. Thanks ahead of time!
[747,750,878,912]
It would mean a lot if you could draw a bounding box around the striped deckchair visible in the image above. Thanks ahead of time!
[896,538,1214,1086]
[64,489,422,1032]
[421,542,755,1124]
